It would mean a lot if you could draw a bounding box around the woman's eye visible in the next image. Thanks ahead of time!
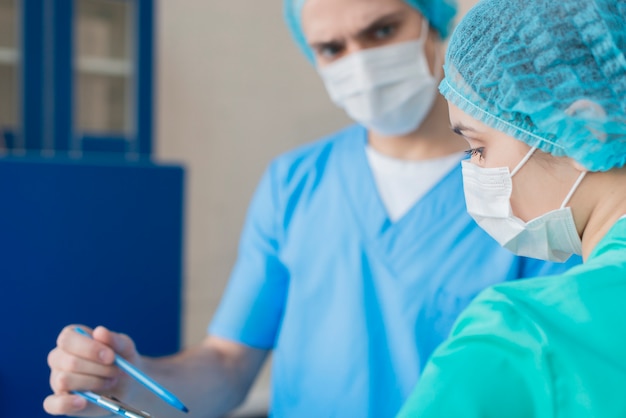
[464,147,485,160]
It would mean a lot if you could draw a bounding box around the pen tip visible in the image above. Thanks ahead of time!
[182,406,189,413]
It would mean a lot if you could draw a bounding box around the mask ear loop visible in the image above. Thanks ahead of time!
[510,146,538,177]
[418,17,430,43]
[419,18,443,80]
[560,171,587,209]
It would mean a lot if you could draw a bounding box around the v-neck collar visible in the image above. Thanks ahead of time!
[335,124,463,240]
[336,125,389,238]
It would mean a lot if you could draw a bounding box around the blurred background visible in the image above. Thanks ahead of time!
[0,0,477,416]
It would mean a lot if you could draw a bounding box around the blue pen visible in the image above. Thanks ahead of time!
[74,326,189,413]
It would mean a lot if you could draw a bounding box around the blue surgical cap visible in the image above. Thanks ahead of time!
[439,0,626,171]
[284,0,457,63]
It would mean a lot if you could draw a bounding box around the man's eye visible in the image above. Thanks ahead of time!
[373,24,396,40]
[319,44,343,59]
[464,147,485,159]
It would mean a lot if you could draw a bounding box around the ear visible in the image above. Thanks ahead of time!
[567,158,588,173]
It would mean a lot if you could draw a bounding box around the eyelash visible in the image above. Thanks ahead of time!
[465,147,485,159]
[319,44,343,58]
[372,24,396,40]
[318,25,397,57]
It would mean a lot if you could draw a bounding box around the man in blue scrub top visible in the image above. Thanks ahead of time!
[44,1,580,417]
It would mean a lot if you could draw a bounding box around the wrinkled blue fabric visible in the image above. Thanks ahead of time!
[284,0,457,62]
[209,124,581,417]
[440,0,626,171]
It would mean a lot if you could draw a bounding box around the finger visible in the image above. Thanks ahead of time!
[43,392,111,417]
[48,347,120,379]
[43,392,86,416]
[50,369,119,394]
[57,325,116,365]
[43,392,110,417]
[93,326,138,361]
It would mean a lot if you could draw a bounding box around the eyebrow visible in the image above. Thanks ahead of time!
[451,123,479,136]
[308,11,405,50]
[356,11,405,39]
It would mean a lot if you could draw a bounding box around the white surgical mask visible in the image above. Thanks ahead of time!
[318,20,438,136]
[461,147,586,262]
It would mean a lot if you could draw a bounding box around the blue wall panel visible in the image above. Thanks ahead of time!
[0,158,184,418]
[22,0,45,151]
[136,0,155,156]
[51,0,73,153]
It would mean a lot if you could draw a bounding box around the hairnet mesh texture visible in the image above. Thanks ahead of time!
[440,0,626,171]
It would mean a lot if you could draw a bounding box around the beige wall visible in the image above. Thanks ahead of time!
[458,0,478,17]
[155,0,479,411]
[155,0,349,347]
[155,2,350,411]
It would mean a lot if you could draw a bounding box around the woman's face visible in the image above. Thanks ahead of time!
[301,0,438,70]
[448,103,583,222]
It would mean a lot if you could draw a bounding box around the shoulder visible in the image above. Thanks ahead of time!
[448,284,551,351]
[262,124,364,190]
[268,124,363,175]
[246,124,363,223]
[400,335,549,417]
[399,287,556,417]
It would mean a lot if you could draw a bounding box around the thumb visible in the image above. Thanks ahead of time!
[92,325,139,362]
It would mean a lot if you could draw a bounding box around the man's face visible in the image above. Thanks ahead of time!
[301,0,435,68]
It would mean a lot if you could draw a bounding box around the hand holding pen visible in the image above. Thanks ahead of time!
[45,325,188,417]
[73,326,188,415]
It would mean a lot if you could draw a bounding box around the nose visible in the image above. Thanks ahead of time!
[343,40,369,57]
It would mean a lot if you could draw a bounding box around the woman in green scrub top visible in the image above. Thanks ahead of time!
[398,0,626,416]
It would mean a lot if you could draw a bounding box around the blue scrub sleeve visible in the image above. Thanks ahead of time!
[209,164,289,349]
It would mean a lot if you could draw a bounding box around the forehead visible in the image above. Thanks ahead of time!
[301,0,415,41]
[448,103,530,151]
[447,103,483,127]
[447,103,499,140]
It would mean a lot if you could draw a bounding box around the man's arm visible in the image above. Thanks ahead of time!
[44,325,268,418]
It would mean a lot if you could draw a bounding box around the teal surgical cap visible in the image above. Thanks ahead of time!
[439,0,626,171]
[284,0,457,63]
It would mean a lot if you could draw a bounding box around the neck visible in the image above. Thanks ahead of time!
[367,94,466,161]
[577,167,626,260]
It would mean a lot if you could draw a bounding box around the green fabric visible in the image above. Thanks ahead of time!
[397,217,626,417]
